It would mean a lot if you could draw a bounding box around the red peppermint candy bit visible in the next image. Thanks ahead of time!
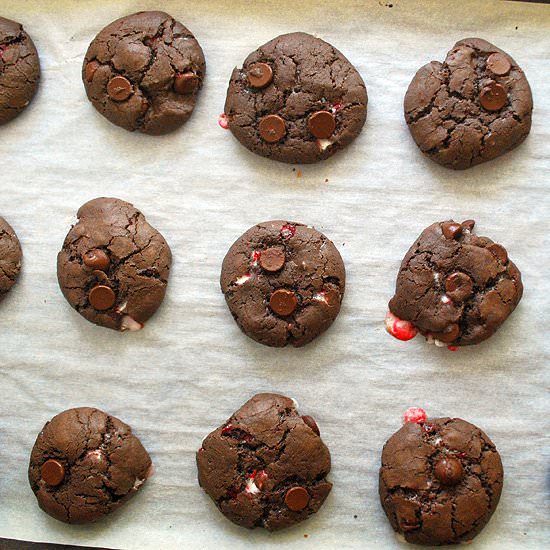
[447,345,459,352]
[221,424,235,435]
[280,224,296,239]
[251,250,261,265]
[403,407,427,425]
[218,113,229,129]
[331,101,343,112]
[385,311,418,341]
[455,452,468,459]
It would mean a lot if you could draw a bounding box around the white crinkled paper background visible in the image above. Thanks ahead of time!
[0,0,548,548]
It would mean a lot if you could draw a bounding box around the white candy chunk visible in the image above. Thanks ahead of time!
[235,274,251,286]
[121,315,143,332]
[245,477,260,494]
[317,138,333,151]
[441,295,451,304]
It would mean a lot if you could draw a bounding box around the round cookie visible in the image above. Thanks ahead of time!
[387,219,522,348]
[57,197,171,331]
[220,220,345,347]
[0,216,22,301]
[197,393,332,531]
[404,38,532,169]
[379,410,503,545]
[224,32,367,164]
[29,407,153,524]
[83,11,205,135]
[0,16,40,125]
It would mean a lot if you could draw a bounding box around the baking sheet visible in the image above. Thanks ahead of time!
[0,0,548,548]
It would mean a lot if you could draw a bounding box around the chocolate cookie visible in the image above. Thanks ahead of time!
[0,216,22,300]
[29,407,153,524]
[379,409,503,545]
[224,32,367,164]
[57,198,171,331]
[0,16,40,125]
[220,220,345,347]
[83,11,205,135]
[386,220,522,348]
[197,393,332,531]
[404,38,532,169]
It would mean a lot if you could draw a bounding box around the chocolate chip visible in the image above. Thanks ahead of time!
[259,247,285,273]
[269,289,298,316]
[432,323,460,343]
[445,272,474,302]
[486,53,511,76]
[480,82,507,111]
[441,222,463,240]
[284,486,310,511]
[174,72,199,95]
[461,219,476,231]
[301,415,320,436]
[488,243,508,264]
[107,75,133,101]
[247,62,273,89]
[41,459,65,486]
[259,114,286,143]
[83,249,110,271]
[434,457,463,486]
[308,110,336,139]
[89,285,116,311]
[85,60,100,82]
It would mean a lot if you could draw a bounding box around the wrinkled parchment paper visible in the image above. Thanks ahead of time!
[0,0,548,548]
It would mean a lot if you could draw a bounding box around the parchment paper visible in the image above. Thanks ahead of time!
[0,1,548,548]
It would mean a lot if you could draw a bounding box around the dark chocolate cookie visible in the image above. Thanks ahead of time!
[197,393,332,531]
[404,38,532,169]
[0,16,40,125]
[220,220,345,347]
[224,32,367,164]
[379,410,503,545]
[29,407,153,524]
[57,197,171,331]
[387,220,522,348]
[83,11,205,135]
[0,216,22,300]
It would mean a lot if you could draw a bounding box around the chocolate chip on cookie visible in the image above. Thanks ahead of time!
[224,32,367,164]
[404,38,532,169]
[0,16,40,125]
[57,198,171,331]
[379,410,503,545]
[29,407,153,524]
[197,393,332,531]
[83,11,205,135]
[220,220,345,347]
[387,220,522,348]
[0,216,22,301]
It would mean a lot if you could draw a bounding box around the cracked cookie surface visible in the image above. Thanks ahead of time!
[220,220,345,347]
[388,220,522,346]
[197,393,332,531]
[0,16,40,125]
[0,216,22,301]
[379,417,503,546]
[224,32,367,164]
[57,197,171,331]
[404,38,532,169]
[83,11,205,135]
[29,407,152,524]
